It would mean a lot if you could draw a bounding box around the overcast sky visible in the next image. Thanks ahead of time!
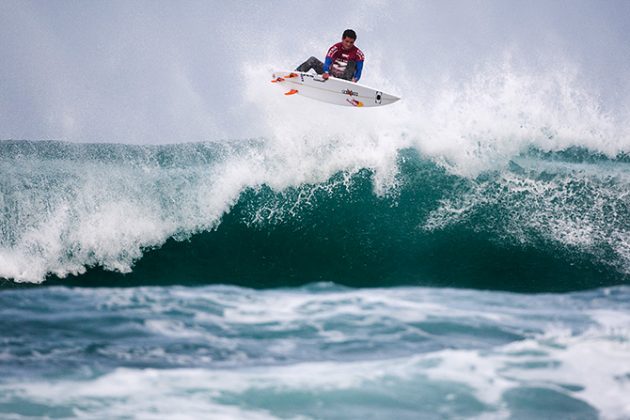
[1,0,629,143]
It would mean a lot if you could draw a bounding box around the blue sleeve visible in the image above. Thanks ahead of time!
[323,57,333,73]
[353,61,363,81]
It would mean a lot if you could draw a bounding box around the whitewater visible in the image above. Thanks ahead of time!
[1,63,629,286]
[1,1,630,418]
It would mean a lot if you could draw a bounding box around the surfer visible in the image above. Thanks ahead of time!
[296,29,364,83]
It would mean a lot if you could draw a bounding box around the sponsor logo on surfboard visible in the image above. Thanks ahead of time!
[346,98,363,107]
[341,89,358,96]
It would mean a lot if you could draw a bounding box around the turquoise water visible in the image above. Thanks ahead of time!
[1,284,628,418]
[1,140,629,418]
[1,141,628,291]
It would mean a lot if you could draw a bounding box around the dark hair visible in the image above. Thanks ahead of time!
[342,29,357,40]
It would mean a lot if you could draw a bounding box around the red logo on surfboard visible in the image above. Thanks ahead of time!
[346,98,363,107]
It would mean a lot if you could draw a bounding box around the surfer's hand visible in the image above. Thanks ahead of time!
[322,73,329,80]
[352,78,357,83]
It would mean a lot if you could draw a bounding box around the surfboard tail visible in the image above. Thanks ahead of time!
[271,72,298,83]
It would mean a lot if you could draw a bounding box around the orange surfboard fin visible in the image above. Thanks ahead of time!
[285,89,298,95]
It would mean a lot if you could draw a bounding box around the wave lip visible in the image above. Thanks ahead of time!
[1,140,628,291]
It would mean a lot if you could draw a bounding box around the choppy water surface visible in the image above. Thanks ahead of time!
[1,284,628,419]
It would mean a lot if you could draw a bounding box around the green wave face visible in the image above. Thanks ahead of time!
[1,141,629,292]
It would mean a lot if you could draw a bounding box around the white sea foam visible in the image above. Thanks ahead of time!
[423,158,630,272]
[1,54,629,282]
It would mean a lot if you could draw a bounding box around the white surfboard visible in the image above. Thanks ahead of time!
[271,70,400,107]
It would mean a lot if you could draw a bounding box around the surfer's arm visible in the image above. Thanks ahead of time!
[323,56,333,74]
[353,61,363,82]
[352,48,365,82]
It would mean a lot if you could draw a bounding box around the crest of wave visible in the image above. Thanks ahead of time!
[247,55,626,181]
[1,56,627,283]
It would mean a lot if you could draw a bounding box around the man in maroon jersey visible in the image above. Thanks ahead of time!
[296,29,365,83]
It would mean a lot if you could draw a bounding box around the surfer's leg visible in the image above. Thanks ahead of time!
[338,61,357,81]
[295,56,324,74]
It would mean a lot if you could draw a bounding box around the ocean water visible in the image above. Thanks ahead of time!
[1,141,628,290]
[1,284,629,419]
[2,1,630,418]
[1,139,629,419]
